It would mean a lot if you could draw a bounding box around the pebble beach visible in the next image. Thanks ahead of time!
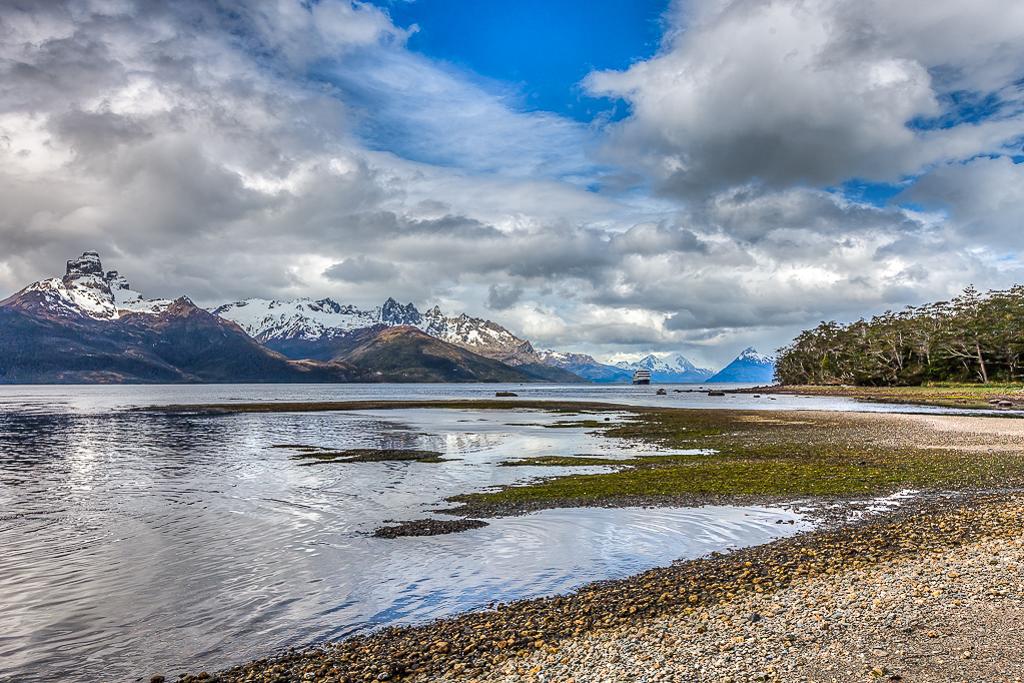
[177,492,1024,683]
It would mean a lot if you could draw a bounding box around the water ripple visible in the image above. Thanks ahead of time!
[0,388,810,683]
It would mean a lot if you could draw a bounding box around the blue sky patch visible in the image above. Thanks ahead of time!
[835,179,908,207]
[908,89,1006,130]
[378,0,667,121]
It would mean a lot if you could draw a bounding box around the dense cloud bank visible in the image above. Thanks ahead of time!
[1,0,1022,365]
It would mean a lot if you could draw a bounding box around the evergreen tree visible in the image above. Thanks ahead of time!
[776,285,1024,386]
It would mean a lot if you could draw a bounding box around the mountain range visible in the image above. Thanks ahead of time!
[0,252,776,384]
[613,354,715,383]
[533,350,629,383]
[211,295,576,382]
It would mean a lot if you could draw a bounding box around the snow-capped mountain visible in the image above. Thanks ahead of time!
[613,353,714,383]
[213,297,540,366]
[706,347,776,383]
[538,350,632,383]
[0,252,356,384]
[13,251,172,320]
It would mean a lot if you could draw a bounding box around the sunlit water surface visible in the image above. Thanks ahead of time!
[0,382,960,682]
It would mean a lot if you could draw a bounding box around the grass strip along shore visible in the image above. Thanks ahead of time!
[157,398,1024,681]
[744,382,1024,411]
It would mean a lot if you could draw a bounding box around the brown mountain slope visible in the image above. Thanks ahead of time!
[334,326,543,383]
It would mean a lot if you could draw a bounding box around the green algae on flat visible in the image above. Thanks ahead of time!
[498,455,627,467]
[168,399,1024,511]
[544,419,616,429]
[453,407,1024,513]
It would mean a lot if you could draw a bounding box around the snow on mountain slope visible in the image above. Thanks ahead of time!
[707,347,776,383]
[211,298,379,341]
[736,347,774,364]
[213,297,540,365]
[613,353,715,382]
[420,306,537,364]
[615,354,675,373]
[13,252,172,320]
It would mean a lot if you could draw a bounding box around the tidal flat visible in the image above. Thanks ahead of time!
[158,399,1024,682]
[7,389,1024,682]
[167,398,1024,517]
[450,405,1024,518]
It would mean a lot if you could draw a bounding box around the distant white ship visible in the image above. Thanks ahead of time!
[632,369,651,385]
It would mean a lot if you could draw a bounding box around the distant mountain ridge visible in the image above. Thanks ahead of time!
[706,347,776,383]
[613,354,715,383]
[537,350,633,383]
[538,351,716,383]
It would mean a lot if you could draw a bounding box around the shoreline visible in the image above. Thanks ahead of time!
[177,492,1024,682]
[160,400,1024,680]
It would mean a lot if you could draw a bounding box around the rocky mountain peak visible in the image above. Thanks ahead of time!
[673,354,699,372]
[161,297,200,317]
[18,252,173,320]
[380,297,422,326]
[311,298,343,314]
[706,347,776,383]
[64,251,105,280]
[637,354,661,369]
[105,270,132,292]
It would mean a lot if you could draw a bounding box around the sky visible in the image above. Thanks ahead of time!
[1,0,1023,368]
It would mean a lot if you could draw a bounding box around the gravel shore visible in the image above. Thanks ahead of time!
[477,504,1024,683]
[177,493,1024,683]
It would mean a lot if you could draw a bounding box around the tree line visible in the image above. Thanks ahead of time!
[775,285,1024,386]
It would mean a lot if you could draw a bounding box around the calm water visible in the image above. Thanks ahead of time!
[0,382,955,682]
[0,381,1011,415]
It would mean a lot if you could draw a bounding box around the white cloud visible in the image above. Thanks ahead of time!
[586,0,1024,195]
[904,156,1024,248]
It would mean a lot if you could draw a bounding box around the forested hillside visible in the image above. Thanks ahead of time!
[776,286,1024,386]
